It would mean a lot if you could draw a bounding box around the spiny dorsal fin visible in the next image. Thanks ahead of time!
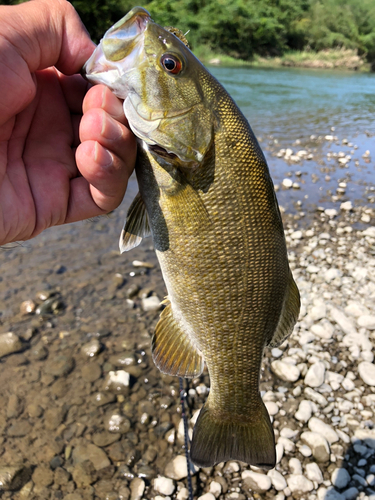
[164,27,190,48]
[119,192,151,253]
[267,271,300,347]
[152,300,204,378]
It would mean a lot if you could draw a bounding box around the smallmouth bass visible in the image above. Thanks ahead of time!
[84,7,300,468]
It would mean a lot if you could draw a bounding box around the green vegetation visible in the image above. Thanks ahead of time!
[3,0,375,70]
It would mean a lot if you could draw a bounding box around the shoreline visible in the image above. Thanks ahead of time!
[194,47,372,72]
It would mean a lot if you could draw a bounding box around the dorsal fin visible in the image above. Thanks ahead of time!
[164,26,190,48]
[119,192,151,253]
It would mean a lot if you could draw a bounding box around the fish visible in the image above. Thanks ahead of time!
[83,6,300,469]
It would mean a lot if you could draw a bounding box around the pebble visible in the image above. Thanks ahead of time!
[358,361,375,386]
[318,487,345,500]
[282,178,293,188]
[295,400,313,422]
[340,201,353,211]
[130,477,145,500]
[165,456,198,480]
[267,469,287,491]
[289,458,302,475]
[357,315,375,329]
[241,470,272,492]
[45,355,75,377]
[287,474,314,493]
[197,494,215,500]
[141,295,162,312]
[105,411,131,434]
[153,476,175,496]
[306,463,324,483]
[301,432,330,462]
[0,465,32,491]
[32,465,54,488]
[104,370,130,394]
[271,360,300,382]
[308,417,339,444]
[81,338,101,357]
[0,332,23,358]
[304,361,325,388]
[343,487,359,500]
[72,442,111,470]
[20,300,36,315]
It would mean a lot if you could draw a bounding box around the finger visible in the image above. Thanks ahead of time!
[83,85,128,125]
[79,108,135,162]
[68,138,135,221]
[59,72,90,114]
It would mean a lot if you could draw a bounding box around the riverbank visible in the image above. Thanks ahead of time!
[195,46,371,72]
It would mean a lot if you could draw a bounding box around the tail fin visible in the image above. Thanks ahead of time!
[190,399,275,469]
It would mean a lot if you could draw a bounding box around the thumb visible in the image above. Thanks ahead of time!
[0,0,95,75]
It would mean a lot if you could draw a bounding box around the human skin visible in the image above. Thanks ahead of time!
[0,0,137,246]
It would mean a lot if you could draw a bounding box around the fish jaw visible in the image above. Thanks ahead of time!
[83,7,150,97]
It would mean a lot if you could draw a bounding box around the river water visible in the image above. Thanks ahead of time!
[210,66,375,212]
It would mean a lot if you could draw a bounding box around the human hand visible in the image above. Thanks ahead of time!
[0,0,137,246]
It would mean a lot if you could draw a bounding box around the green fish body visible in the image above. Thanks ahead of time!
[84,7,300,468]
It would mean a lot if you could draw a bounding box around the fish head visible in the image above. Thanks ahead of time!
[84,7,213,167]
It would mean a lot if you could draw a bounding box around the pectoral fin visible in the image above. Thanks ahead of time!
[119,192,151,253]
[152,300,204,378]
[268,272,300,347]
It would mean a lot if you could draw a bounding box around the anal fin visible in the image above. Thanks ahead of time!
[119,192,151,253]
[152,301,204,378]
[268,271,300,347]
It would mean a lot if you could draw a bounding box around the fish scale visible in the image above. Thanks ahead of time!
[84,5,300,468]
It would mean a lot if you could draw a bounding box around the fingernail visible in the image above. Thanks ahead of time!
[101,116,122,141]
[95,142,113,168]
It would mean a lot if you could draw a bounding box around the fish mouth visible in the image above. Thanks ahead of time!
[82,7,151,94]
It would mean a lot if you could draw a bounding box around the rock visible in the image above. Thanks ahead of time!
[300,432,330,462]
[324,269,341,283]
[141,296,162,312]
[287,474,314,493]
[311,320,335,340]
[282,178,293,188]
[0,332,23,358]
[104,370,130,394]
[342,487,359,500]
[20,300,36,315]
[267,469,287,491]
[81,339,101,357]
[92,431,121,447]
[358,361,375,386]
[271,360,300,382]
[264,401,278,416]
[81,362,102,383]
[72,442,111,470]
[92,392,116,406]
[329,308,356,335]
[295,400,313,422]
[345,302,369,318]
[241,470,272,492]
[130,478,145,500]
[357,315,375,329]
[340,201,353,211]
[198,494,216,500]
[153,476,175,496]
[165,456,198,480]
[7,420,32,437]
[289,458,302,475]
[32,465,54,488]
[72,460,98,488]
[44,407,67,430]
[104,412,131,434]
[45,355,74,377]
[306,463,323,483]
[0,465,32,491]
[308,417,339,444]
[304,387,327,407]
[318,487,345,500]
[6,394,23,419]
[304,361,325,388]
[331,468,350,489]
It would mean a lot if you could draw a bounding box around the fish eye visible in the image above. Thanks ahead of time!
[161,54,182,75]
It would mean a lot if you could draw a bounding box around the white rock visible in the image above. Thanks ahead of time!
[241,470,271,492]
[280,428,299,439]
[301,432,330,462]
[341,377,355,391]
[276,442,284,463]
[130,478,145,500]
[306,265,320,273]
[299,444,312,457]
[0,332,23,358]
[358,362,375,386]
[363,227,375,237]
[336,430,350,444]
[287,474,314,493]
[311,320,335,340]
[289,458,302,475]
[177,488,189,500]
[278,437,295,453]
[309,301,327,320]
[318,486,345,500]
[265,401,279,416]
[345,302,370,318]
[291,230,303,240]
[329,307,356,335]
[154,477,175,496]
[325,371,344,391]
[304,387,327,407]
[304,361,325,388]
[271,347,283,358]
[308,417,339,444]
[267,469,287,491]
[282,178,293,188]
[343,487,359,500]
[357,315,375,330]
[325,208,338,218]
[271,360,300,382]
[342,331,372,351]
[104,370,130,391]
[165,456,198,480]
[331,468,350,489]
[209,480,222,497]
[141,295,162,312]
[340,201,353,211]
[325,268,342,283]
[361,350,374,362]
[295,400,313,422]
[198,494,215,500]
[306,463,323,483]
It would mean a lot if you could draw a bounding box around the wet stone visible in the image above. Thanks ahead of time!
[30,344,48,360]
[81,339,101,358]
[109,352,137,368]
[0,465,32,491]
[32,465,54,488]
[6,394,23,419]
[0,332,23,358]
[104,411,131,434]
[130,477,145,500]
[92,431,121,447]
[72,442,111,471]
[44,406,67,430]
[104,370,130,394]
[135,463,156,479]
[45,355,75,377]
[20,300,36,315]
[92,392,116,406]
[54,467,71,486]
[72,460,98,488]
[7,420,32,437]
[81,362,102,383]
